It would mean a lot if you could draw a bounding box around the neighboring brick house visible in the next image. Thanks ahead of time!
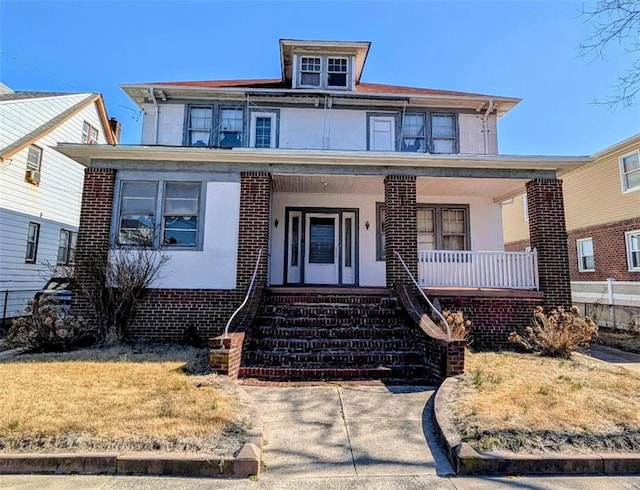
[503,134,640,309]
[0,83,117,323]
[57,39,591,380]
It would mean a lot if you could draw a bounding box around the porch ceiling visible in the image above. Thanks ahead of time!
[272,174,526,199]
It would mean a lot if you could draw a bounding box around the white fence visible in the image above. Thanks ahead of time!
[418,250,539,290]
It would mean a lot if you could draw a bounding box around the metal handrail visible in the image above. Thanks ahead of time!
[223,248,263,338]
[394,251,451,339]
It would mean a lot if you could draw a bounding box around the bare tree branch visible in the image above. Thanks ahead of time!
[580,0,640,108]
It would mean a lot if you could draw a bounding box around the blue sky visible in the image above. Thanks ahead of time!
[1,0,638,155]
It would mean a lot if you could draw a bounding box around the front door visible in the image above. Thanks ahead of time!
[285,208,357,285]
[305,213,339,284]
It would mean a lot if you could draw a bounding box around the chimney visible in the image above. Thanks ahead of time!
[109,117,122,143]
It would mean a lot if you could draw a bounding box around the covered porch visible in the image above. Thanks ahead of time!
[268,173,545,294]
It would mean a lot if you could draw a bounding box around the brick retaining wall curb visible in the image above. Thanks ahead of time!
[0,436,263,478]
[434,377,640,475]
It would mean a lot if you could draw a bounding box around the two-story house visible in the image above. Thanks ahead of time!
[58,40,591,381]
[0,84,117,325]
[503,134,640,318]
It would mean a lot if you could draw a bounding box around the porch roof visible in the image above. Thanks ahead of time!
[56,144,592,174]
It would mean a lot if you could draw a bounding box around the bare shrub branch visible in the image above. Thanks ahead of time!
[580,0,640,107]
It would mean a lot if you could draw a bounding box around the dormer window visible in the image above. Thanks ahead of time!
[295,54,352,90]
[300,57,321,87]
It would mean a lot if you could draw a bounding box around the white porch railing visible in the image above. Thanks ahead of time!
[418,250,539,290]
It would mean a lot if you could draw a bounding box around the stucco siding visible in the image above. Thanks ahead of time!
[278,108,368,150]
[115,181,241,290]
[458,113,497,155]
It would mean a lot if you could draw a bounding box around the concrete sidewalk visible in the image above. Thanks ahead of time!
[243,384,453,478]
[582,344,640,372]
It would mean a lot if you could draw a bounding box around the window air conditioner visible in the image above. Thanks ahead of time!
[25,170,41,184]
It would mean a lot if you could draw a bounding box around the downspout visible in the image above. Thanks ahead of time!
[150,87,159,145]
[482,99,494,154]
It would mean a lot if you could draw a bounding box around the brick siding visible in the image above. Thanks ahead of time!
[526,179,572,308]
[428,291,544,351]
[72,168,116,321]
[384,175,417,287]
[567,217,640,282]
[504,239,530,252]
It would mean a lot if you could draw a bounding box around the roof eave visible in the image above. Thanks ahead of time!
[55,143,592,172]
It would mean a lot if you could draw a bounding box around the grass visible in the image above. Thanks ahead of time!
[0,344,251,455]
[596,328,640,354]
[447,350,640,454]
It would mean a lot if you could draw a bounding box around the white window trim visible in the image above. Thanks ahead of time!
[619,150,640,193]
[523,195,529,221]
[250,112,277,148]
[625,229,640,272]
[326,56,349,89]
[576,237,595,272]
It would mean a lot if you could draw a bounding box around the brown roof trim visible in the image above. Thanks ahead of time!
[0,93,116,161]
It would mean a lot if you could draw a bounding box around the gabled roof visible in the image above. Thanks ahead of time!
[0,92,116,161]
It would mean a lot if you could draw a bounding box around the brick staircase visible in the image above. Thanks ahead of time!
[238,287,430,382]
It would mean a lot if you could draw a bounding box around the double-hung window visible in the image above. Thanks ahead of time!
[82,121,99,144]
[300,57,321,87]
[626,230,640,271]
[327,57,348,87]
[117,180,202,248]
[187,106,213,147]
[417,205,468,250]
[401,114,426,152]
[620,151,640,192]
[400,113,456,154]
[162,183,200,246]
[57,230,78,264]
[219,108,243,148]
[25,222,40,263]
[376,203,469,260]
[576,238,595,272]
[25,145,42,184]
[431,113,456,153]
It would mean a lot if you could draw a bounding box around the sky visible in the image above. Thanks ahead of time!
[1,0,638,155]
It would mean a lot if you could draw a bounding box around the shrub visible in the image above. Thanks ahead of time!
[442,309,471,339]
[6,296,92,352]
[509,306,598,358]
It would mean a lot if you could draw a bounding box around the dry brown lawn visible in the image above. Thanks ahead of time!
[447,350,640,453]
[0,345,250,454]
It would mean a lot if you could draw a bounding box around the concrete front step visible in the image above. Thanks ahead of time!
[238,365,429,382]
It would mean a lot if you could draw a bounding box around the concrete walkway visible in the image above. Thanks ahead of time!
[243,384,453,478]
[581,344,640,372]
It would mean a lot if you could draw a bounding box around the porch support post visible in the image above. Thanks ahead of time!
[72,168,116,321]
[237,171,271,290]
[384,175,417,287]
[526,178,572,308]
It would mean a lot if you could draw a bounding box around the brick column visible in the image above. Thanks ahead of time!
[209,332,245,378]
[237,172,271,291]
[384,175,417,287]
[526,178,572,308]
[72,168,116,319]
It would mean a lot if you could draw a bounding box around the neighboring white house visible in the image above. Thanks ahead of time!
[0,83,117,322]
